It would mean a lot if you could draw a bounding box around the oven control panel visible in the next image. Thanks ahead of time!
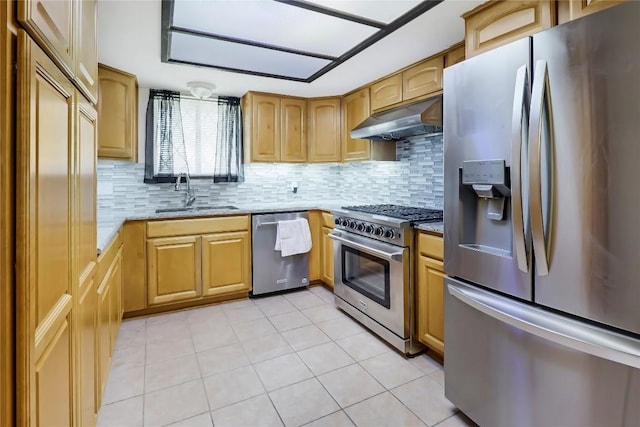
[334,216,404,245]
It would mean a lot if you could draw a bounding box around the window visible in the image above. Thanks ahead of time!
[157,97,218,177]
[144,90,243,183]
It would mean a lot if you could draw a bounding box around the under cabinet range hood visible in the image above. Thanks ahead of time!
[351,96,443,141]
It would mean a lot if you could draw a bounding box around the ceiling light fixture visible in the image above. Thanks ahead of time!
[187,81,216,99]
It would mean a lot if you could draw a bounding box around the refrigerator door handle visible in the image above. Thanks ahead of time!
[528,60,552,276]
[511,64,530,273]
[448,282,640,369]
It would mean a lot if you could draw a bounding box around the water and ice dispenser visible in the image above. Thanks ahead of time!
[456,159,513,259]
[461,160,510,221]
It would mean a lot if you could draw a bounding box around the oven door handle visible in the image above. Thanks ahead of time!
[328,232,405,262]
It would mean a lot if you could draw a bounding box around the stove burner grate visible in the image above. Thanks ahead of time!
[342,204,443,222]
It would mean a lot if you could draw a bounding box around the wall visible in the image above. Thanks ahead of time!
[97,134,444,220]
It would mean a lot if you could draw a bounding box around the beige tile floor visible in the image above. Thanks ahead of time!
[97,286,477,427]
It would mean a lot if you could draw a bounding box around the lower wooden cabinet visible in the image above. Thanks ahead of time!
[36,317,73,426]
[147,236,201,305]
[320,212,335,288]
[95,232,124,406]
[416,232,445,356]
[77,271,97,427]
[202,231,251,297]
[125,216,252,312]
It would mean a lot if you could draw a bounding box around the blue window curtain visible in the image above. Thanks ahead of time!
[144,89,187,183]
[214,96,244,183]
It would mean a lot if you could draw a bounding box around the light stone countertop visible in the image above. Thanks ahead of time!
[97,200,355,254]
[414,221,444,235]
[97,200,445,254]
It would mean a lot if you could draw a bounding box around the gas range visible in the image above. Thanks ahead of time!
[331,204,443,246]
[329,204,442,355]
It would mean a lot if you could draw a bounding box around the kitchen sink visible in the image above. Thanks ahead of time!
[155,205,237,213]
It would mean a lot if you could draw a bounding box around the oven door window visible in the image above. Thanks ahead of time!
[341,246,391,309]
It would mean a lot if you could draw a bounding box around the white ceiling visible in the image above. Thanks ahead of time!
[97,0,484,98]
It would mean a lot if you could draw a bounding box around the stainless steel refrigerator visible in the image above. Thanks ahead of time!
[443,3,640,426]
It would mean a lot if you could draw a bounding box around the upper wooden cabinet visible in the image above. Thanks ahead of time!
[463,0,556,58]
[18,0,74,75]
[369,54,445,112]
[280,97,307,162]
[74,0,98,103]
[370,74,403,112]
[342,88,370,161]
[18,0,98,103]
[243,92,307,163]
[402,56,443,101]
[307,97,341,163]
[245,93,280,162]
[97,63,138,161]
[557,0,626,23]
[445,44,466,68]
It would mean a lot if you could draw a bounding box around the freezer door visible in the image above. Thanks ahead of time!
[531,1,640,334]
[444,38,533,300]
[445,278,640,427]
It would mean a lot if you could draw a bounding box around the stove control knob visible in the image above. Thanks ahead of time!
[374,227,385,236]
[347,220,356,229]
[335,217,343,226]
[357,222,366,232]
[365,224,374,233]
[384,228,395,239]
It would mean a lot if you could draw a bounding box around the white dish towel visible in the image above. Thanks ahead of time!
[274,218,312,257]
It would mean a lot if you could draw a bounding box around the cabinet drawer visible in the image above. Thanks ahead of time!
[321,212,335,228]
[418,232,443,260]
[147,215,250,238]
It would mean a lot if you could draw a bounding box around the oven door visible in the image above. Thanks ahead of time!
[329,230,409,339]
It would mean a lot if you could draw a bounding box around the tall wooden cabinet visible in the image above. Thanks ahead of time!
[1,2,17,425]
[17,32,76,426]
[342,88,370,161]
[75,96,98,427]
[97,63,138,161]
[17,0,98,103]
[16,7,103,422]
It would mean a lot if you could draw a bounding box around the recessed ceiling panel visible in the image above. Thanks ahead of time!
[172,0,378,57]
[303,0,422,24]
[169,32,332,80]
[162,0,443,82]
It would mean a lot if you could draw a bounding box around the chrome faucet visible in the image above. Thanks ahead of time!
[175,173,196,206]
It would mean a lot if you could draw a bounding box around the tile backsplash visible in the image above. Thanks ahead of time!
[97,134,443,217]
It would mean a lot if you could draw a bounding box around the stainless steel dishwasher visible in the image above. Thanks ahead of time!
[251,211,310,296]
